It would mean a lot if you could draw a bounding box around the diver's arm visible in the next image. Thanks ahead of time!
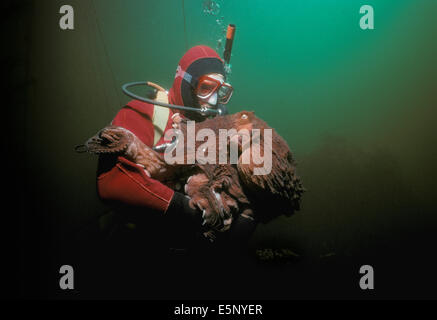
[97,100,173,210]
[97,155,174,212]
[97,155,201,226]
[97,101,201,224]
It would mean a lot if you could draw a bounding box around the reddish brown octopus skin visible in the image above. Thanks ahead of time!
[178,111,305,221]
[83,111,305,230]
[84,126,234,231]
[84,126,170,178]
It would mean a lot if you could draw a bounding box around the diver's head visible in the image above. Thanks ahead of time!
[169,45,233,121]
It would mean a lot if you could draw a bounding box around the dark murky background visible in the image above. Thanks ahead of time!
[5,0,436,299]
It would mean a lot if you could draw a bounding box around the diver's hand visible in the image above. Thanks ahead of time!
[165,192,203,229]
[228,214,258,244]
[189,192,233,233]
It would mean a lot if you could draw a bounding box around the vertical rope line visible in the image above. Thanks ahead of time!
[182,0,188,51]
[84,2,112,115]
[90,0,123,107]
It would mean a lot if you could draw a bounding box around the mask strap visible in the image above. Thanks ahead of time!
[175,66,193,85]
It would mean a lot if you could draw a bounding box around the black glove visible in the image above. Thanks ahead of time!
[228,214,258,245]
[202,215,258,260]
[165,192,203,230]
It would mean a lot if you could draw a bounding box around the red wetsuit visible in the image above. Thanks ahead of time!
[97,100,178,212]
[96,45,226,214]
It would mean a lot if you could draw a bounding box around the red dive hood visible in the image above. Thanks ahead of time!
[168,45,225,117]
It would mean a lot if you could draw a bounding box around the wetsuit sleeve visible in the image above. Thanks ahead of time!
[96,103,174,213]
[97,155,174,213]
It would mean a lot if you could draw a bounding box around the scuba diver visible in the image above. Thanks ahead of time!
[96,45,257,257]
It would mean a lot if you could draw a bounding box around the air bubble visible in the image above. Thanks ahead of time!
[203,0,220,16]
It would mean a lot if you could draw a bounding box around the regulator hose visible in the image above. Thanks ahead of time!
[122,81,223,116]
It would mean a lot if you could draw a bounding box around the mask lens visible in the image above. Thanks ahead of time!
[218,84,233,104]
[197,79,218,98]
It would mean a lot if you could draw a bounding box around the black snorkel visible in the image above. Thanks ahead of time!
[223,24,236,66]
[219,24,236,114]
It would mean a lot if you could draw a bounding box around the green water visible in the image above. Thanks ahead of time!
[15,0,437,298]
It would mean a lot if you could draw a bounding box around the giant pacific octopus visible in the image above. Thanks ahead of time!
[81,111,305,232]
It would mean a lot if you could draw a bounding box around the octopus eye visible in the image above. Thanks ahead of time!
[241,114,248,120]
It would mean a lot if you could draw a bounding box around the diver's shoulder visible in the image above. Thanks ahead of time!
[125,99,156,115]
[111,100,155,126]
